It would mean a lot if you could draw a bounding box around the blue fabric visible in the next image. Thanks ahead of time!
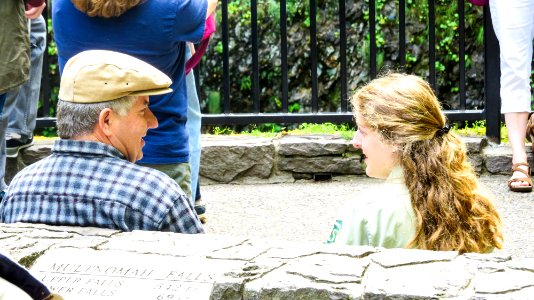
[186,47,202,202]
[0,93,7,190]
[0,140,204,233]
[0,253,51,299]
[0,93,5,114]
[52,0,207,164]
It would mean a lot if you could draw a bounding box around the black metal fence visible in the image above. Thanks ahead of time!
[37,0,502,142]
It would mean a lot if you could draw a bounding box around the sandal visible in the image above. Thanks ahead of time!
[508,162,532,193]
[527,112,534,152]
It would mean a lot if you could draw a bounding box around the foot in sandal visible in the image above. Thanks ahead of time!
[508,162,532,193]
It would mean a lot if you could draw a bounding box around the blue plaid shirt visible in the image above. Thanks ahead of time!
[0,140,204,234]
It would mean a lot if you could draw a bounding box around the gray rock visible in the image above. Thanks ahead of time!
[200,136,275,183]
[469,154,484,173]
[474,268,534,295]
[484,142,534,174]
[5,135,532,185]
[279,156,364,175]
[243,255,364,299]
[369,248,458,267]
[277,135,348,157]
[99,231,249,257]
[463,136,487,154]
[362,258,476,299]
[21,139,54,165]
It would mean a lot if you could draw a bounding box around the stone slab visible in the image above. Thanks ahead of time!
[277,135,348,157]
[30,248,245,300]
[484,143,534,174]
[362,259,476,299]
[279,156,364,174]
[200,136,275,183]
[1,223,534,299]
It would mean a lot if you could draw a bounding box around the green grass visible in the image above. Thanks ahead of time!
[210,121,512,143]
[38,121,511,143]
[210,123,356,140]
[451,121,509,143]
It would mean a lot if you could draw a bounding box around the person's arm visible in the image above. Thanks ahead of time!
[24,0,46,19]
[0,253,56,299]
[206,0,218,19]
[188,42,196,56]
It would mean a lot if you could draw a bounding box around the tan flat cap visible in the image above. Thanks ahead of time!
[59,50,172,103]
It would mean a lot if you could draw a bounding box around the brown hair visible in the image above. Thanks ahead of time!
[351,73,503,254]
[70,0,143,18]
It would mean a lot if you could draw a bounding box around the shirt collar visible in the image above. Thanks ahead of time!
[52,139,126,160]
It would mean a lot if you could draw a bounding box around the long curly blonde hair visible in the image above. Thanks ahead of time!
[351,73,503,253]
[71,0,143,18]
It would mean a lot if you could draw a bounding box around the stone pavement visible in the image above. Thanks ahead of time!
[202,175,534,258]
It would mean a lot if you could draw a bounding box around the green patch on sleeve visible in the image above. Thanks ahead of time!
[325,220,343,244]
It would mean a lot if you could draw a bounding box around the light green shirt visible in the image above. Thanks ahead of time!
[327,165,417,248]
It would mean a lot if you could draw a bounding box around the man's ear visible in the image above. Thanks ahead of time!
[98,108,114,137]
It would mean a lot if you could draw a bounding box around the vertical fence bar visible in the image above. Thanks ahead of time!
[41,4,51,117]
[339,0,348,112]
[369,0,377,79]
[280,0,289,112]
[484,4,501,143]
[222,0,231,113]
[251,0,260,113]
[459,0,466,109]
[428,0,436,90]
[310,0,318,112]
[399,0,406,69]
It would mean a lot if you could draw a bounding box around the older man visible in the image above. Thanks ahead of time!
[0,50,204,234]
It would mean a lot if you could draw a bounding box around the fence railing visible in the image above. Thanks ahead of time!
[37,0,502,142]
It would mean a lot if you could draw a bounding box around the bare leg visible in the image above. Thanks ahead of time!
[506,112,530,187]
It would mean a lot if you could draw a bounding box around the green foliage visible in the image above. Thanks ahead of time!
[207,91,222,114]
[205,121,513,144]
[36,127,57,137]
[452,120,486,136]
[291,123,355,140]
[208,122,355,140]
[43,11,60,120]
[450,121,510,143]
[196,0,499,115]
[44,1,534,121]
[211,126,235,135]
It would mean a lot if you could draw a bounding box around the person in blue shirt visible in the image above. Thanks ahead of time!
[0,50,204,234]
[52,0,218,202]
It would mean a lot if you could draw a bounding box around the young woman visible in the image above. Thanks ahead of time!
[327,73,503,254]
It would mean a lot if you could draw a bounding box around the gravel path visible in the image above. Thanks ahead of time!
[202,175,534,258]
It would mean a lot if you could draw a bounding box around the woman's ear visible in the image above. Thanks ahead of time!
[97,108,114,137]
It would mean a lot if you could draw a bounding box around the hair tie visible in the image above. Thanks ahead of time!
[436,124,451,137]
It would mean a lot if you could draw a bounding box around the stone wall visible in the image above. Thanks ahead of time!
[1,223,533,299]
[7,135,532,184]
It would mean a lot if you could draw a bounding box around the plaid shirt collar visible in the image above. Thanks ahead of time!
[53,139,126,160]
